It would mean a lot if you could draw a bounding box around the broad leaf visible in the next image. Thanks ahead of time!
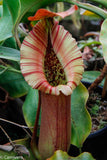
[0,69,30,98]
[5,0,20,25]
[22,88,39,131]
[22,82,92,148]
[0,0,13,42]
[71,83,92,148]
[48,150,95,160]
[82,71,104,87]
[2,37,17,49]
[0,46,20,61]
[0,0,20,42]
[99,18,107,63]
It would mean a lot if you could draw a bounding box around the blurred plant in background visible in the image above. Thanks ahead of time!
[0,0,107,159]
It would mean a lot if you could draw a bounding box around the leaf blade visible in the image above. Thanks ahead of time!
[0,0,13,41]
[99,18,107,63]
[0,46,20,61]
[47,150,95,160]
[71,83,92,148]
[0,69,30,98]
[22,88,39,131]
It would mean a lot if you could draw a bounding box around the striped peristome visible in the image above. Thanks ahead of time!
[20,20,84,96]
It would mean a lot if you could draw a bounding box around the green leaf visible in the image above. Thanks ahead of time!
[65,0,107,19]
[0,0,63,42]
[0,69,30,98]
[0,0,21,42]
[99,18,107,63]
[48,150,95,160]
[23,83,92,148]
[0,0,13,42]
[2,37,17,49]
[5,0,20,25]
[88,0,107,8]
[71,83,92,148]
[0,150,24,160]
[0,5,2,17]
[0,46,20,61]
[82,71,104,87]
[0,138,36,160]
[22,88,39,131]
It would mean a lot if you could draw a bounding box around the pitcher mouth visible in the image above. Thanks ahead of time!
[20,7,84,96]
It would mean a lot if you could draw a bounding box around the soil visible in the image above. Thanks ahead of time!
[87,89,107,133]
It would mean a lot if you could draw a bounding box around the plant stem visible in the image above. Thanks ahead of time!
[0,118,32,138]
[79,147,82,154]
[14,27,21,49]
[88,64,107,93]
[0,125,15,148]
[0,65,21,73]
[79,41,101,50]
[102,75,107,98]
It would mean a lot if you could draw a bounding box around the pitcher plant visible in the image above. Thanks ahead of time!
[20,5,84,159]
